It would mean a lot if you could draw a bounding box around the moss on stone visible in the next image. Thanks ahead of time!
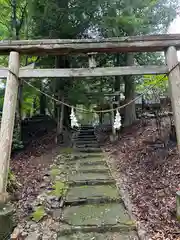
[51,181,68,197]
[31,206,46,222]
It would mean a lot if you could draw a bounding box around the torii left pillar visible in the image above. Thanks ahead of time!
[0,51,19,238]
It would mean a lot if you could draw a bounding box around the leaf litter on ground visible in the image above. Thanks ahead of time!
[99,120,180,239]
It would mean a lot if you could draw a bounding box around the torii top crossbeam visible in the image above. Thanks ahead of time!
[0,34,180,55]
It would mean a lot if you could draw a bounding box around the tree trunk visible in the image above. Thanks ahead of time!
[99,113,103,124]
[124,53,136,127]
[55,56,71,128]
[33,97,37,115]
[113,53,122,119]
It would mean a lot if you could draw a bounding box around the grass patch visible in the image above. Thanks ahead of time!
[60,147,73,154]
[31,206,46,222]
[50,181,68,197]
[50,167,61,178]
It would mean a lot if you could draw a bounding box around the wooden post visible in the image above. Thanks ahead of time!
[59,96,65,134]
[55,96,65,144]
[110,104,117,142]
[166,46,180,152]
[0,51,19,201]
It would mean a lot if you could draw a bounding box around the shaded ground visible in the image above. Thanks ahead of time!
[11,130,58,216]
[99,120,180,239]
[10,124,71,221]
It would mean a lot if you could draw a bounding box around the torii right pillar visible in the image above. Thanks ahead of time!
[166,46,180,153]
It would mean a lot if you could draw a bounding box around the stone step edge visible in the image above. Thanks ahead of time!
[59,159,105,164]
[64,197,123,206]
[71,154,104,158]
[76,151,102,153]
[58,223,136,236]
[77,169,110,174]
[68,179,116,186]
[73,139,97,141]
[58,162,107,167]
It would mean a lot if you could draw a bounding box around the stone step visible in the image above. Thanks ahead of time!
[59,157,104,166]
[65,197,121,206]
[80,126,94,129]
[59,223,136,236]
[81,160,105,166]
[76,142,99,146]
[77,133,96,136]
[74,138,97,141]
[78,132,95,135]
[79,169,109,174]
[68,172,111,182]
[76,136,97,140]
[72,154,104,160]
[65,185,120,203]
[59,160,105,168]
[62,203,133,226]
[75,139,97,142]
[69,179,116,187]
[76,164,109,172]
[58,165,109,176]
[75,141,98,145]
[75,146,100,150]
[75,142,99,146]
[74,140,97,144]
[76,148,101,153]
[58,231,138,240]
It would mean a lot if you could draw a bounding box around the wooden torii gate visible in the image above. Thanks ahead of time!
[0,34,180,202]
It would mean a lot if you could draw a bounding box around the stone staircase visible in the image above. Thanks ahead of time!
[58,125,138,239]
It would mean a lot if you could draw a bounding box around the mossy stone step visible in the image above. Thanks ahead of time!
[75,144,100,148]
[79,169,109,174]
[76,148,101,153]
[81,160,105,166]
[72,153,104,159]
[69,179,116,187]
[57,159,106,171]
[78,134,95,137]
[76,141,98,144]
[62,203,131,226]
[58,223,136,236]
[58,231,138,240]
[60,158,105,167]
[76,137,97,140]
[76,164,109,172]
[69,172,111,182]
[56,165,109,176]
[65,185,120,203]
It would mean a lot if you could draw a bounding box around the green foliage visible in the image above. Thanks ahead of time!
[0,0,178,132]
[7,170,19,193]
[31,206,46,222]
[137,74,168,93]
[12,128,24,151]
[50,167,61,178]
[51,181,68,197]
[60,148,74,154]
